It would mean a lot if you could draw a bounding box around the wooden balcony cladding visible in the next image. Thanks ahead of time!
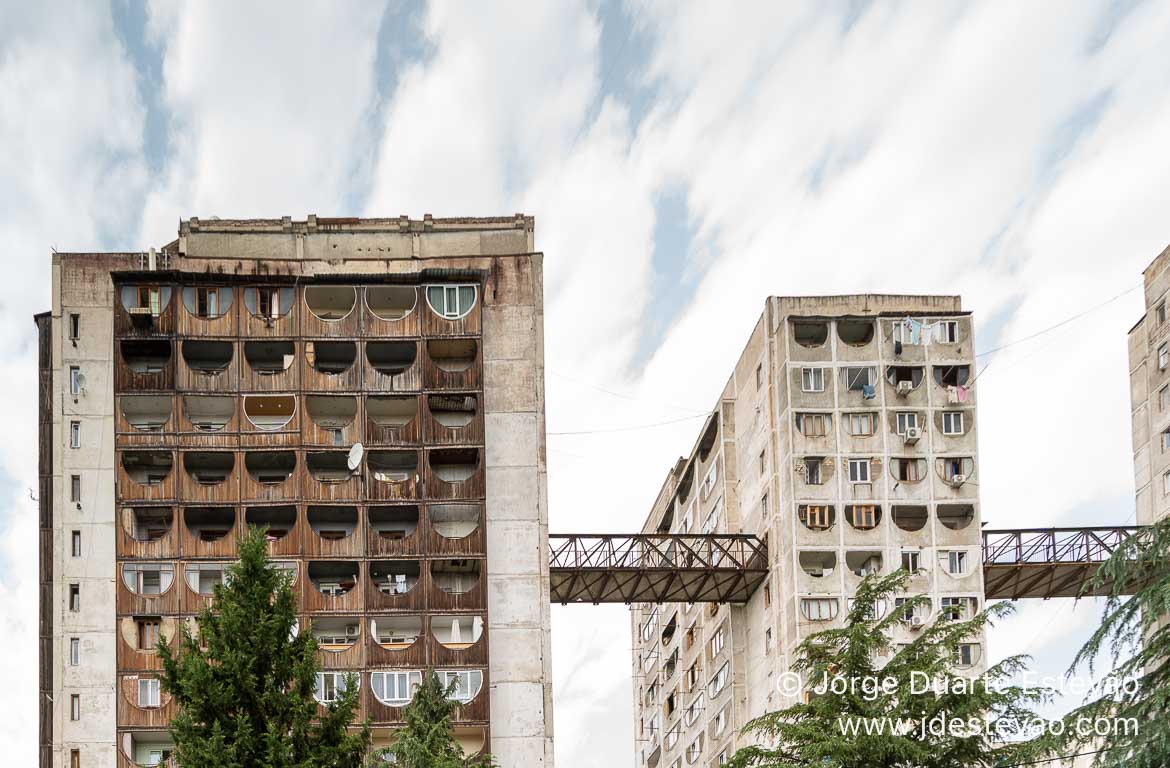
[364,340,422,394]
[116,564,181,615]
[423,394,483,445]
[429,625,489,667]
[178,506,239,558]
[315,640,365,671]
[367,450,422,502]
[241,286,296,338]
[366,693,408,725]
[302,285,360,337]
[303,395,359,447]
[368,505,423,558]
[240,339,299,392]
[304,340,362,391]
[180,562,231,614]
[114,285,176,337]
[118,675,177,728]
[116,395,177,448]
[245,505,302,557]
[425,449,484,501]
[118,451,177,502]
[452,682,490,724]
[117,746,178,768]
[423,339,481,390]
[426,504,484,557]
[366,560,426,612]
[118,506,178,559]
[177,394,239,448]
[420,285,482,337]
[177,285,238,337]
[427,561,485,612]
[366,629,427,667]
[116,339,175,392]
[310,616,366,668]
[176,340,239,393]
[304,561,364,613]
[241,451,298,502]
[304,505,363,557]
[363,286,422,338]
[117,616,181,672]
[178,452,240,504]
[303,454,361,502]
[364,395,422,445]
[240,393,300,448]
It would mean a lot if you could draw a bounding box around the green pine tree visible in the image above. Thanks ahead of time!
[728,570,1052,768]
[1057,516,1170,767]
[385,670,495,767]
[158,526,372,767]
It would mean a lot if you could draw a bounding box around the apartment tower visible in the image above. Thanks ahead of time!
[630,295,985,767]
[36,215,554,767]
[1128,243,1170,526]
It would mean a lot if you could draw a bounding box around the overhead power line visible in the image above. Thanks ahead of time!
[975,284,1141,359]
[548,413,707,436]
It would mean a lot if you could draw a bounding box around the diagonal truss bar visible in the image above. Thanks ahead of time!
[981,527,1145,599]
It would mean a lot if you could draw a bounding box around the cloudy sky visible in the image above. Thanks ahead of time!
[3,0,1170,764]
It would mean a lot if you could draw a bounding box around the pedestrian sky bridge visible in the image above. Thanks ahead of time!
[548,526,1145,605]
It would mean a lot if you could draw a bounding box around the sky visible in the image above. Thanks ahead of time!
[2,0,1170,764]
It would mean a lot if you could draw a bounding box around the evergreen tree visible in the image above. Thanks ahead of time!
[385,670,495,767]
[1058,516,1170,767]
[728,570,1051,768]
[158,526,371,767]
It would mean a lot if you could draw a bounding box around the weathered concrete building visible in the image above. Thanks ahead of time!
[36,215,554,767]
[629,295,986,767]
[1128,243,1170,528]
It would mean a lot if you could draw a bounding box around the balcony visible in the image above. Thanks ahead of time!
[179,395,236,446]
[368,615,425,666]
[182,562,228,612]
[305,505,362,556]
[303,285,359,336]
[306,561,363,612]
[117,395,174,446]
[365,395,421,444]
[430,614,487,666]
[424,339,479,390]
[892,505,930,543]
[367,450,420,501]
[429,559,484,611]
[304,452,360,501]
[364,341,421,391]
[364,285,420,337]
[117,615,178,672]
[242,340,298,391]
[367,559,424,611]
[117,339,173,391]
[116,284,174,336]
[242,286,295,336]
[425,394,483,445]
[368,505,421,557]
[181,506,237,558]
[426,449,484,500]
[118,451,175,501]
[835,317,876,360]
[119,674,176,728]
[178,340,237,392]
[311,616,365,669]
[118,731,176,767]
[118,562,179,615]
[304,394,358,447]
[119,506,175,558]
[427,503,483,556]
[242,394,298,447]
[246,505,301,556]
[180,452,238,503]
[303,340,360,390]
[179,285,236,336]
[789,319,831,362]
[242,451,297,501]
[885,365,925,403]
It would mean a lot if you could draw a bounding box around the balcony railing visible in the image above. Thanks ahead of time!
[982,526,1143,599]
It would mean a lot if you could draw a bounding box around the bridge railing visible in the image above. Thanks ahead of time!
[982,527,1139,566]
[548,534,768,572]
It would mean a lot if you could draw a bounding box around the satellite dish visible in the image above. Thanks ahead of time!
[347,442,364,472]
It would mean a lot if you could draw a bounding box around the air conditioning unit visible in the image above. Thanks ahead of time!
[903,427,921,445]
[896,380,913,396]
[344,624,360,638]
[909,615,924,629]
[950,474,967,486]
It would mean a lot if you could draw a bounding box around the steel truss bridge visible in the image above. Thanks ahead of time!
[548,526,1145,605]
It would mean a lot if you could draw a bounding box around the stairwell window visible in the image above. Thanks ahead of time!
[70,366,82,395]
[942,411,965,435]
[1163,471,1170,497]
[71,474,81,502]
[801,368,825,392]
[70,421,81,448]
[848,458,870,483]
[71,530,81,557]
[1159,301,1167,325]
[69,584,80,611]
[70,694,80,721]
[1162,429,1170,453]
[69,313,80,340]
[70,638,80,666]
[756,363,763,390]
[1160,343,1169,371]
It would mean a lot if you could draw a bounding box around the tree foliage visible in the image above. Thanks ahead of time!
[728,570,1051,768]
[1058,516,1170,768]
[385,669,495,767]
[158,526,371,767]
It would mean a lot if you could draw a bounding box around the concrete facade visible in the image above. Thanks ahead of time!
[629,295,986,768]
[1128,243,1170,527]
[38,216,553,767]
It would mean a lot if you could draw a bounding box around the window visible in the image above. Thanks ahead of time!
[844,412,875,436]
[1162,386,1170,412]
[138,619,160,651]
[685,662,700,691]
[69,366,81,395]
[69,313,80,340]
[70,694,80,720]
[801,368,824,392]
[764,627,773,652]
[942,411,964,435]
[800,597,838,621]
[756,363,763,389]
[795,412,829,437]
[137,286,162,315]
[945,550,968,575]
[437,669,483,703]
[901,551,920,572]
[895,412,917,435]
[848,458,870,483]
[1163,429,1170,453]
[684,694,704,726]
[195,287,222,319]
[69,584,80,611]
[138,678,161,708]
[707,662,730,696]
[70,638,80,666]
[847,504,877,529]
[1159,302,1167,325]
[764,582,771,607]
[713,705,728,736]
[425,284,477,320]
[702,464,719,497]
[314,672,349,704]
[799,505,832,530]
[844,367,875,391]
[710,626,725,656]
[934,321,958,343]
[804,458,823,485]
[954,644,978,667]
[1160,343,1169,371]
[257,287,281,319]
[895,459,922,482]
[70,749,79,768]
[70,474,81,502]
[758,449,767,475]
[941,597,974,621]
[70,421,80,448]
[943,458,970,482]
[371,670,423,705]
[760,492,769,516]
[71,531,81,557]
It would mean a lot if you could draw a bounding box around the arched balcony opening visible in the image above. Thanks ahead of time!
[938,504,976,531]
[305,286,356,321]
[429,449,479,484]
[367,395,417,430]
[367,341,416,375]
[244,286,294,319]
[371,616,422,649]
[184,562,228,596]
[246,505,297,541]
[846,551,883,577]
[430,504,478,539]
[181,340,233,374]
[798,551,836,578]
[121,339,172,373]
[429,395,476,428]
[426,339,476,372]
[369,451,417,483]
[308,505,358,540]
[311,617,360,651]
[121,451,173,486]
[933,365,971,388]
[183,395,233,432]
[306,395,356,439]
[370,506,419,541]
[245,451,296,484]
[306,453,352,483]
[892,505,928,532]
[306,341,357,375]
[120,731,175,766]
[845,504,882,531]
[120,285,172,316]
[184,506,234,543]
[120,395,172,432]
[308,561,359,598]
[432,615,483,649]
[121,562,174,596]
[244,340,295,374]
[181,286,233,319]
[366,286,417,320]
[431,559,480,595]
[243,394,296,431]
[793,320,829,348]
[837,318,874,346]
[123,506,172,542]
[183,452,234,485]
[797,504,835,531]
[370,560,420,596]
